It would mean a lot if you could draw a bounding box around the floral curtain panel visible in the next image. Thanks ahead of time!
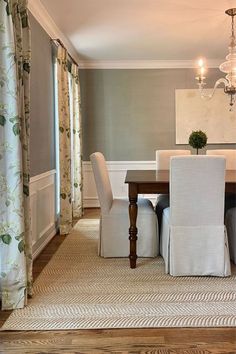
[56,46,72,235]
[56,46,83,234]
[0,0,32,310]
[71,63,83,219]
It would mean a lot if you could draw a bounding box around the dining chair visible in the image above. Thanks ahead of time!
[90,152,159,257]
[160,155,231,276]
[155,150,191,230]
[156,149,191,170]
[206,149,236,170]
[225,207,236,264]
[206,149,236,264]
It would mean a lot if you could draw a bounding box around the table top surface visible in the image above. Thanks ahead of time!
[125,169,236,184]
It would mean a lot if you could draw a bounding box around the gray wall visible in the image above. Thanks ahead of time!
[80,69,236,161]
[30,13,55,176]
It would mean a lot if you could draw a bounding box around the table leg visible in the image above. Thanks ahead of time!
[128,184,138,268]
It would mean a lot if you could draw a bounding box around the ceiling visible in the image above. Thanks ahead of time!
[40,0,236,61]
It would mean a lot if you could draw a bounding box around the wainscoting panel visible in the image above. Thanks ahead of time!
[30,170,57,260]
[83,161,157,208]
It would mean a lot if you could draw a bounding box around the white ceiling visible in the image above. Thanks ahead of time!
[40,0,236,61]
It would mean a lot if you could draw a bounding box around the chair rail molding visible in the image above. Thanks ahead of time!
[83,160,157,207]
[30,170,57,260]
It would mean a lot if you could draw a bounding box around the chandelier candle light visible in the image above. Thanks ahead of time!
[196,8,236,109]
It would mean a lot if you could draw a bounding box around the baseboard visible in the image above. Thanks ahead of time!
[33,224,58,260]
[84,198,100,208]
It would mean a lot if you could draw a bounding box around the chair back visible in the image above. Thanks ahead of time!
[90,152,113,214]
[170,156,226,226]
[206,149,236,170]
[156,149,191,170]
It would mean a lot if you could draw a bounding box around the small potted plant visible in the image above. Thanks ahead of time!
[189,130,207,155]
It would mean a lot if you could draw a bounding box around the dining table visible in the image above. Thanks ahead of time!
[125,169,236,269]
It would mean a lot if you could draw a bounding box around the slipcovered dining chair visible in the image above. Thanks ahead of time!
[156,149,191,170]
[207,150,236,264]
[160,156,231,277]
[206,149,236,210]
[90,152,158,258]
[225,207,236,264]
[155,150,191,230]
[206,149,236,170]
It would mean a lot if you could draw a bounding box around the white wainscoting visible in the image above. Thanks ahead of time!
[83,161,157,208]
[30,170,57,260]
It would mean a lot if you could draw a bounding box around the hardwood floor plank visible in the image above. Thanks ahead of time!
[0,328,236,353]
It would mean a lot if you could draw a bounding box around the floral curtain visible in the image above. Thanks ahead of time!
[57,46,72,235]
[0,0,32,310]
[56,46,83,234]
[71,63,83,219]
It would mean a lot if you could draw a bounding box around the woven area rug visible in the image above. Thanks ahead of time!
[2,218,236,330]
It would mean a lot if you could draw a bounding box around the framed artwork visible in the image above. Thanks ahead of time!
[175,89,236,144]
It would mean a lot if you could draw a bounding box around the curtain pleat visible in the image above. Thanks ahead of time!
[71,64,83,218]
[56,46,73,234]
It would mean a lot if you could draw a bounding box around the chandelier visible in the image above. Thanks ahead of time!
[196,8,236,109]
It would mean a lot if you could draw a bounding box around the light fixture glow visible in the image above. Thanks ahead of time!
[196,8,236,110]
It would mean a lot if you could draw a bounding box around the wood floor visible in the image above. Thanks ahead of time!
[0,209,236,354]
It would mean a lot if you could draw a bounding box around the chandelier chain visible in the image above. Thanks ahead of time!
[231,14,235,38]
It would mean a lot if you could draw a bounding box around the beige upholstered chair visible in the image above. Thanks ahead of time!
[207,150,236,262]
[156,149,191,170]
[206,149,236,170]
[155,150,191,230]
[160,156,231,277]
[90,152,158,258]
[225,207,236,264]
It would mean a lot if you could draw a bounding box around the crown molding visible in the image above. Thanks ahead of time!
[28,0,80,63]
[27,1,222,70]
[78,59,223,69]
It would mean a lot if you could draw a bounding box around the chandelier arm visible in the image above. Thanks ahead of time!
[196,8,236,109]
[198,78,229,100]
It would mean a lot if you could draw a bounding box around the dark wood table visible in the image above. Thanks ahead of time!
[125,169,236,269]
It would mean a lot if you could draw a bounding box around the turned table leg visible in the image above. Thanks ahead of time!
[128,183,138,268]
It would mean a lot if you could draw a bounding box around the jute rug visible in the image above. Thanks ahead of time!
[2,218,236,330]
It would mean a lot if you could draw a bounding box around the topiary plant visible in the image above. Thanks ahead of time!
[189,130,207,155]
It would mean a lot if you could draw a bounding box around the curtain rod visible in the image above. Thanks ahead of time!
[52,38,79,67]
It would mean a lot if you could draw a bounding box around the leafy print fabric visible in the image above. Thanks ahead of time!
[71,64,83,219]
[0,0,32,310]
[56,47,83,234]
[57,46,73,234]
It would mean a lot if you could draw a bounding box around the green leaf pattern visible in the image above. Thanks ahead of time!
[0,0,32,310]
[1,233,12,244]
[0,115,6,126]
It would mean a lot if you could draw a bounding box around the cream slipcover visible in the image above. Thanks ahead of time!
[155,150,191,230]
[206,149,236,170]
[90,152,158,257]
[156,149,191,170]
[225,207,236,264]
[207,149,236,263]
[160,156,231,277]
